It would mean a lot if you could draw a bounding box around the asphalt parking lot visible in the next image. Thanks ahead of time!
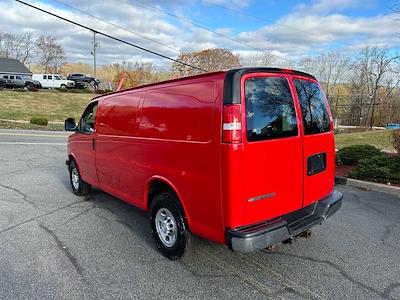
[0,129,399,300]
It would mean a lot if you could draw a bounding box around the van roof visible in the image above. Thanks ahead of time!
[93,67,316,101]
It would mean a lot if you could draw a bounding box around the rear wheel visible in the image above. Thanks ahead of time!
[60,84,67,89]
[150,192,192,260]
[69,160,91,196]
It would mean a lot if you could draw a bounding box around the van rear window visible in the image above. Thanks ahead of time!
[245,77,298,142]
[294,79,330,135]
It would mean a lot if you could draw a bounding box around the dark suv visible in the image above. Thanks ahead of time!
[67,73,100,89]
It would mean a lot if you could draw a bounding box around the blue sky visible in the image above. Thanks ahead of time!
[2,0,400,67]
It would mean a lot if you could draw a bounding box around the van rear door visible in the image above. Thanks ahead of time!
[241,74,303,224]
[293,77,335,207]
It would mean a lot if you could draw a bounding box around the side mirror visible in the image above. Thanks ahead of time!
[65,118,77,131]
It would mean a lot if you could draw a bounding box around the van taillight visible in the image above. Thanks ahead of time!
[222,104,242,143]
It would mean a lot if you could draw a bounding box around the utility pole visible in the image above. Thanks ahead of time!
[91,31,100,78]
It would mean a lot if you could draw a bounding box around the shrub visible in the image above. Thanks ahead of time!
[68,89,83,93]
[349,155,400,184]
[27,86,38,92]
[337,144,383,165]
[30,117,48,126]
[393,129,400,154]
[335,151,342,166]
[96,89,113,94]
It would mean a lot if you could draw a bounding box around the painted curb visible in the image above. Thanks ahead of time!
[335,176,400,197]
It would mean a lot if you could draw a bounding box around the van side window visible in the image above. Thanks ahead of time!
[48,75,52,80]
[10,76,14,80]
[245,77,298,142]
[79,103,98,133]
[4,76,8,79]
[43,75,47,79]
[294,79,330,135]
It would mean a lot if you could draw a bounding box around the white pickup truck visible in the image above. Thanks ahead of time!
[32,74,75,89]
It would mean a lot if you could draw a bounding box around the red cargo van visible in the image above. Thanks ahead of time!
[65,68,342,260]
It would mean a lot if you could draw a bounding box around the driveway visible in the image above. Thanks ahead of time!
[0,129,399,299]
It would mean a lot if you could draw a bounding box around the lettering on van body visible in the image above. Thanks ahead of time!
[248,192,276,203]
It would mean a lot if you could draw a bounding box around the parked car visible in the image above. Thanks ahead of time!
[0,77,14,88]
[386,123,400,129]
[0,74,42,89]
[21,75,42,89]
[32,74,75,89]
[67,73,100,89]
[64,67,343,260]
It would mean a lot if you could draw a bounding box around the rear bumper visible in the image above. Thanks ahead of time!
[226,190,343,253]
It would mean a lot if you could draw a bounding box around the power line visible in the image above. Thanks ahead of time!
[14,0,206,72]
[117,0,292,62]
[52,0,181,54]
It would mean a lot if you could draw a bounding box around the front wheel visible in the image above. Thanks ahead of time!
[60,84,67,89]
[150,192,192,260]
[69,160,91,196]
[24,82,33,89]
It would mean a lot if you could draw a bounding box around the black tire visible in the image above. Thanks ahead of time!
[150,192,192,260]
[26,82,33,88]
[60,84,67,89]
[68,160,91,196]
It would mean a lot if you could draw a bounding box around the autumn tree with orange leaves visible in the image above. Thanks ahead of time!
[171,48,241,77]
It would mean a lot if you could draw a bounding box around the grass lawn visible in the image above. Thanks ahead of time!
[0,120,64,131]
[335,129,395,151]
[0,89,95,122]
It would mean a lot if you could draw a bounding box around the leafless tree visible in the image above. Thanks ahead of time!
[297,52,350,123]
[0,32,35,65]
[36,35,66,73]
[19,32,35,65]
[0,32,20,58]
[298,52,350,100]
[350,47,399,128]
[240,50,276,67]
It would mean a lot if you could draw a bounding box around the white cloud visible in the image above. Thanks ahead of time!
[1,0,399,69]
[295,0,376,15]
[202,0,252,10]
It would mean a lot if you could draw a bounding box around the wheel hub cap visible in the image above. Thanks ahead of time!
[71,167,80,190]
[155,208,177,247]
